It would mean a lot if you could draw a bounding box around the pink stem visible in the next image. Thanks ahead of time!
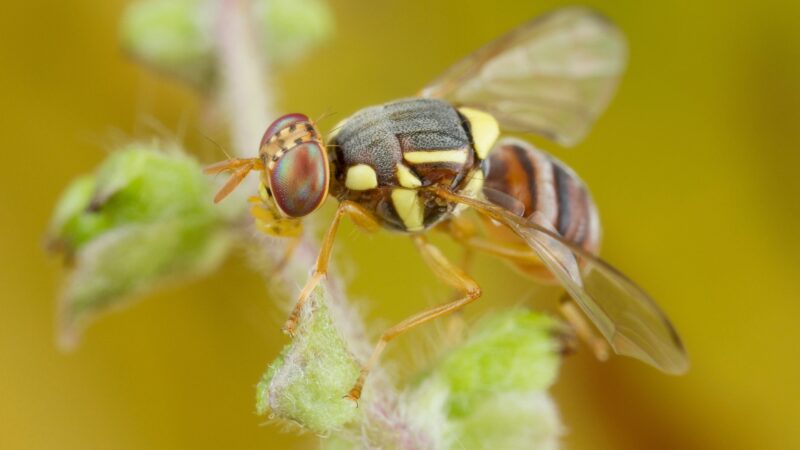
[214,1,432,448]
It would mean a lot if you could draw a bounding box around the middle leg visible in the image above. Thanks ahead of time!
[282,200,380,336]
[346,234,482,401]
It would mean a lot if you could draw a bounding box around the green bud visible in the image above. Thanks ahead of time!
[47,175,106,252]
[120,0,215,88]
[318,435,354,450]
[254,0,335,65]
[436,309,562,417]
[47,142,236,348]
[121,0,334,88]
[256,287,360,434]
[407,309,564,449]
[452,391,561,450]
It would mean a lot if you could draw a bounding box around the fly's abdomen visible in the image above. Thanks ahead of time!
[484,137,601,256]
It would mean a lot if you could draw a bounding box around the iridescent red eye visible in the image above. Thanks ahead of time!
[260,113,311,148]
[262,114,329,218]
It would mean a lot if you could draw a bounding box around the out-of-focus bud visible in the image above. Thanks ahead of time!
[256,288,360,434]
[120,0,216,88]
[253,0,335,65]
[47,142,238,349]
[120,0,334,88]
[406,309,564,450]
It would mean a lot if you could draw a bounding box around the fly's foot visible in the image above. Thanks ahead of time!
[281,317,298,337]
[344,385,362,405]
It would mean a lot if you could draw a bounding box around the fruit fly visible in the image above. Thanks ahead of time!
[205,7,689,401]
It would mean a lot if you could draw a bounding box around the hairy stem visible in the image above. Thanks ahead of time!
[216,0,274,153]
[214,1,432,447]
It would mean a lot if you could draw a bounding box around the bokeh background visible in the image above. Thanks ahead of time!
[2,0,799,449]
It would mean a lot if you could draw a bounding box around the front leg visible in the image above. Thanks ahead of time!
[282,200,380,336]
[248,192,304,273]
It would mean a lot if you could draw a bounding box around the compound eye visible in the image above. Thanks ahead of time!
[260,113,311,147]
[269,141,329,217]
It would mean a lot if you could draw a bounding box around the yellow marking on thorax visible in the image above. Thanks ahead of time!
[395,164,422,188]
[345,164,378,190]
[454,169,485,215]
[391,188,424,231]
[458,107,499,160]
[404,149,468,164]
[461,168,485,198]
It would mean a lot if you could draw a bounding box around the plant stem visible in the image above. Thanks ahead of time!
[214,1,433,447]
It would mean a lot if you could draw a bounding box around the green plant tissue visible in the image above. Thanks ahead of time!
[47,143,236,348]
[438,309,562,417]
[256,288,360,434]
[407,309,563,450]
[121,0,334,87]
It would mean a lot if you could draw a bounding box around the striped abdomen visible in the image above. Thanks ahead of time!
[484,138,601,279]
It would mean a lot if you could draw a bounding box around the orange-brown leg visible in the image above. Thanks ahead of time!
[204,157,263,175]
[346,234,481,401]
[281,201,380,336]
[439,217,480,346]
[459,235,540,263]
[444,244,473,347]
[558,294,609,361]
[454,235,609,360]
[204,158,264,203]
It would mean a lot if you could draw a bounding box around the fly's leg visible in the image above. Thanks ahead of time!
[442,215,479,271]
[452,233,609,361]
[346,234,481,401]
[249,196,303,237]
[437,216,480,345]
[248,194,304,277]
[457,235,539,262]
[281,201,380,336]
[558,294,609,361]
[204,158,263,203]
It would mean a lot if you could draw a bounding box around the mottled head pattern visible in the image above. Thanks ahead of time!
[260,113,329,218]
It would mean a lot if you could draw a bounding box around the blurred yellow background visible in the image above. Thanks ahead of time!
[2,0,799,449]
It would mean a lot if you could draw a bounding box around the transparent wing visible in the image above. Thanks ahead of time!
[421,7,627,147]
[438,187,689,374]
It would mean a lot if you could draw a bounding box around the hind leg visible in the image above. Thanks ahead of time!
[558,294,609,361]
[450,232,609,361]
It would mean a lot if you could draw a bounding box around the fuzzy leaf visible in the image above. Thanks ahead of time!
[256,288,360,434]
[121,0,334,87]
[406,309,564,450]
[437,310,562,417]
[120,0,215,88]
[47,143,236,348]
[255,0,334,65]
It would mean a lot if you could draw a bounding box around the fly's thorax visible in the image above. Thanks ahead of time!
[327,98,499,232]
